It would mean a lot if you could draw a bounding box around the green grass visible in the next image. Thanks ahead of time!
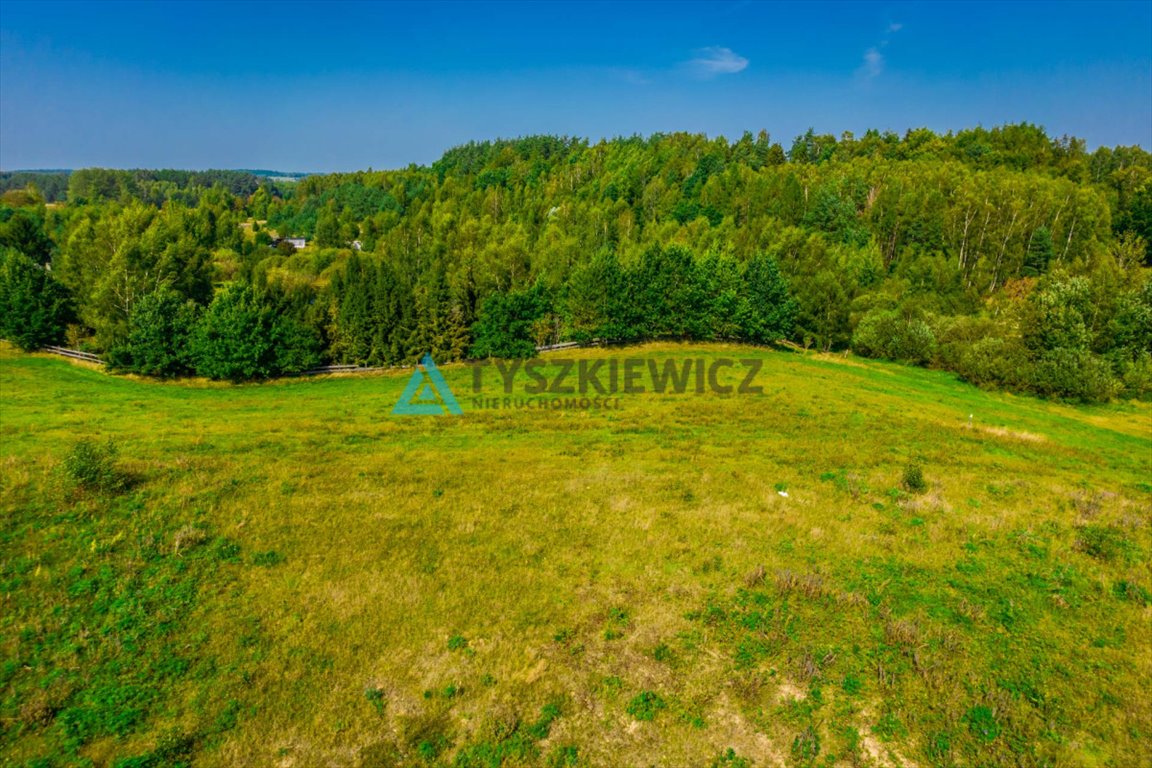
[1,341,1150,767]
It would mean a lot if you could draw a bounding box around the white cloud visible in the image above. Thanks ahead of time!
[857,22,901,81]
[687,47,749,78]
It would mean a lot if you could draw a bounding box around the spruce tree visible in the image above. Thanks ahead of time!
[1023,226,1055,277]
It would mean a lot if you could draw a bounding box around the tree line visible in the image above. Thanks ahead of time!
[1,124,1149,400]
[0,169,293,205]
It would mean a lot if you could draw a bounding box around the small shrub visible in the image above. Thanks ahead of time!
[1117,351,1152,399]
[251,550,285,567]
[113,730,199,767]
[603,606,629,639]
[1075,524,1130,563]
[61,438,126,493]
[963,705,1000,742]
[926,730,953,764]
[838,726,863,763]
[547,745,580,767]
[626,690,666,721]
[872,710,907,741]
[364,687,386,716]
[1113,581,1152,606]
[415,733,450,762]
[902,462,927,494]
[852,309,936,365]
[447,635,469,651]
[680,708,706,729]
[525,701,562,740]
[1031,348,1120,403]
[790,725,821,763]
[710,748,751,768]
[942,332,1034,392]
[211,538,242,563]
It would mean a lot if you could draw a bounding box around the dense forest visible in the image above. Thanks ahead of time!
[0,169,300,204]
[1,124,1150,401]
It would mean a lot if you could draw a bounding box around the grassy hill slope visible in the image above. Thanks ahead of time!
[1,342,1149,767]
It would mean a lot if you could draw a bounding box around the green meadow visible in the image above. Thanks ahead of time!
[1,341,1149,767]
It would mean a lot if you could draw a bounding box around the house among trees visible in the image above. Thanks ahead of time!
[272,237,307,250]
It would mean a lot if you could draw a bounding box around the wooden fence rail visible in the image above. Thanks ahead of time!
[288,364,391,377]
[44,345,105,364]
[39,340,606,377]
[534,340,585,352]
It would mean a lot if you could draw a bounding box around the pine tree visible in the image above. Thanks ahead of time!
[334,254,374,364]
[470,285,549,358]
[1023,226,1055,277]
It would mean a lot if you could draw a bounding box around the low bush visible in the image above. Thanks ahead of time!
[61,439,126,493]
[626,690,666,721]
[1075,524,1131,563]
[1031,348,1120,402]
[902,462,927,494]
[852,309,936,365]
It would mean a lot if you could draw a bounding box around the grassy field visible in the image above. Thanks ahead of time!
[1,341,1150,768]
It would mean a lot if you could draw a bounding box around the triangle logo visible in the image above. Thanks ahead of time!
[392,354,463,416]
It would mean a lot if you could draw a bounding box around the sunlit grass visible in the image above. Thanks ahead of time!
[1,341,1149,767]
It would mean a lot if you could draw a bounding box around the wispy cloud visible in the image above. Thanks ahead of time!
[686,46,749,79]
[614,68,651,86]
[857,22,902,81]
[861,47,884,79]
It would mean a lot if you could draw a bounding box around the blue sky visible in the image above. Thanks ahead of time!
[1,0,1149,171]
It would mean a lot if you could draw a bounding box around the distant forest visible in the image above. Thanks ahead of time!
[0,169,301,204]
[1,125,1150,401]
